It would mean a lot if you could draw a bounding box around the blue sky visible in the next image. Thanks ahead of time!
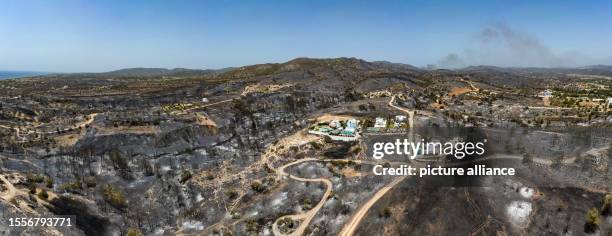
[1,0,611,72]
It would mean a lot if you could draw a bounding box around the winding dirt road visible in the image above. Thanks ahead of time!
[339,95,415,236]
[183,98,235,112]
[272,158,333,236]
[389,95,414,128]
[338,174,406,236]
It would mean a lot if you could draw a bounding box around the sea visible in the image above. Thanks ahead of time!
[0,71,48,80]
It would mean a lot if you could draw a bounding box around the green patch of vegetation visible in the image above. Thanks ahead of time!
[37,189,49,200]
[231,211,241,219]
[102,184,127,209]
[179,170,193,184]
[28,182,37,194]
[302,198,312,210]
[250,180,266,193]
[245,219,259,232]
[225,190,238,200]
[60,181,82,192]
[26,173,45,183]
[379,207,392,218]
[309,141,322,150]
[109,149,129,170]
[45,177,54,188]
[84,176,97,188]
[584,207,601,233]
[278,217,296,234]
[250,177,275,193]
[126,228,143,236]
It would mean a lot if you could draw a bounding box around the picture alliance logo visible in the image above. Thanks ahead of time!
[371,139,487,160]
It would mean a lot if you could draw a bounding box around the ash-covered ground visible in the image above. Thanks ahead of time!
[0,58,610,235]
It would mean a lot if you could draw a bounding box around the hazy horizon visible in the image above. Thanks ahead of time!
[3,56,612,75]
[1,1,611,72]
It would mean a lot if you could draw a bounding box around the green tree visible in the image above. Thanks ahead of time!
[179,170,192,184]
[28,182,37,194]
[37,189,49,200]
[126,228,143,236]
[584,207,601,233]
[45,177,54,188]
[251,180,266,193]
[102,184,127,209]
[379,207,392,218]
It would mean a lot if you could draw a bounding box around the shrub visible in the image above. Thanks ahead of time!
[26,173,45,183]
[102,184,127,209]
[84,176,97,188]
[38,189,49,200]
[246,219,258,232]
[109,149,129,171]
[126,228,143,236]
[278,217,295,233]
[226,190,238,200]
[60,181,82,192]
[309,141,322,150]
[179,170,192,184]
[379,207,392,218]
[302,198,312,210]
[250,181,265,193]
[45,177,54,188]
[28,182,37,194]
[584,207,601,233]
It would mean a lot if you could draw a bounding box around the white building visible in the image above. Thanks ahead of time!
[394,115,406,128]
[202,98,209,103]
[540,89,553,98]
[374,117,387,128]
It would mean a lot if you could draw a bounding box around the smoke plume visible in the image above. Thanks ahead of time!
[439,23,592,68]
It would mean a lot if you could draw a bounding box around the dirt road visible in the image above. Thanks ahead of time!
[338,174,406,236]
[388,96,414,128]
[338,95,416,236]
[272,158,333,236]
[184,98,235,112]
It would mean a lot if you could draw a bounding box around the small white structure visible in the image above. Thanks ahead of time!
[540,89,553,98]
[374,117,387,128]
[201,98,209,103]
[394,115,406,127]
[607,97,612,106]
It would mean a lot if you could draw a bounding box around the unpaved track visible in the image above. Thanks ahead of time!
[271,158,395,236]
[339,95,414,236]
[184,98,235,112]
[272,158,333,236]
[12,113,98,139]
[338,175,407,236]
[388,96,414,128]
